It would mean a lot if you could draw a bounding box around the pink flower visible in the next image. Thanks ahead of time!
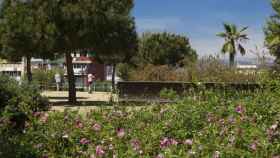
[184,139,193,146]
[250,142,257,151]
[117,128,125,138]
[96,145,105,157]
[160,138,170,149]
[170,138,178,145]
[130,139,141,151]
[160,138,177,149]
[80,138,90,145]
[92,123,101,132]
[235,105,244,114]
[75,120,83,128]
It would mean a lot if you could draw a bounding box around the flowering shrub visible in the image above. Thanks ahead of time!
[2,84,280,157]
[0,75,49,157]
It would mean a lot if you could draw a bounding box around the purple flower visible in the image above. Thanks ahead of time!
[130,139,141,151]
[117,128,125,138]
[235,105,244,114]
[80,138,90,145]
[96,145,105,157]
[184,139,193,146]
[92,123,101,132]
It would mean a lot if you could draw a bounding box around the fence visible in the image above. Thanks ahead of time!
[39,81,112,92]
[117,81,262,99]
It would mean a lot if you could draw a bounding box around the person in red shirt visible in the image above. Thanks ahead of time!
[87,73,95,93]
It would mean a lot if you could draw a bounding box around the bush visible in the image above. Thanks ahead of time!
[0,75,49,157]
[128,55,266,83]
[160,88,178,100]
[32,68,64,90]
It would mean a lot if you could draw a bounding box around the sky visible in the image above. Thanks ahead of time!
[133,0,274,59]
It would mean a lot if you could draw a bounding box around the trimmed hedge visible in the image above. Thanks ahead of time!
[117,81,262,99]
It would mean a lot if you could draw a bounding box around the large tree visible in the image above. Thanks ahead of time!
[0,0,55,82]
[93,15,138,91]
[217,23,249,67]
[138,32,197,67]
[41,0,136,103]
[265,0,280,63]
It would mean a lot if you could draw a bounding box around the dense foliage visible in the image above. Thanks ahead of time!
[2,80,280,157]
[0,75,48,157]
[138,32,197,66]
[265,0,280,63]
[0,0,56,82]
[125,56,265,82]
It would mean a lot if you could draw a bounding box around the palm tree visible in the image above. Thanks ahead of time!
[217,23,249,67]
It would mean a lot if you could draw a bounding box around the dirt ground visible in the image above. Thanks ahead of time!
[41,91,117,112]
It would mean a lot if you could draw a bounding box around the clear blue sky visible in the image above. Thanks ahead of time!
[133,0,274,58]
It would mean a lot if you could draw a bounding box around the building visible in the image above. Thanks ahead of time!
[0,54,117,88]
[236,64,258,75]
[67,53,107,88]
[0,63,24,81]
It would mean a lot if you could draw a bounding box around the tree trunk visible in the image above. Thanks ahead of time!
[26,56,32,83]
[229,40,236,67]
[66,52,77,103]
[111,64,116,92]
[229,53,235,67]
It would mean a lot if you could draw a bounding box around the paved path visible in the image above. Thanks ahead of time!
[41,91,115,103]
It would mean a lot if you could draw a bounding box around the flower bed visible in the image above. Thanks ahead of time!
[2,89,280,157]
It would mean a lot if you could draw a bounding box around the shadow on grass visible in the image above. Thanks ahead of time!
[48,97,87,100]
[50,101,114,107]
[50,100,174,107]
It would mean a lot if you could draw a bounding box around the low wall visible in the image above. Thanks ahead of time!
[117,81,262,98]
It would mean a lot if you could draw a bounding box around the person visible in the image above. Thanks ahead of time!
[87,73,95,93]
[54,73,61,91]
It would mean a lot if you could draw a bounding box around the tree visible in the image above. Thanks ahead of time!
[93,15,138,91]
[265,0,280,64]
[138,32,197,67]
[217,23,249,67]
[41,0,136,103]
[0,0,56,82]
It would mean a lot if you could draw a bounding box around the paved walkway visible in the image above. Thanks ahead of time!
[41,91,115,103]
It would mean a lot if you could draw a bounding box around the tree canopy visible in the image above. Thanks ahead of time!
[138,32,197,67]
[265,0,280,63]
[0,0,56,81]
